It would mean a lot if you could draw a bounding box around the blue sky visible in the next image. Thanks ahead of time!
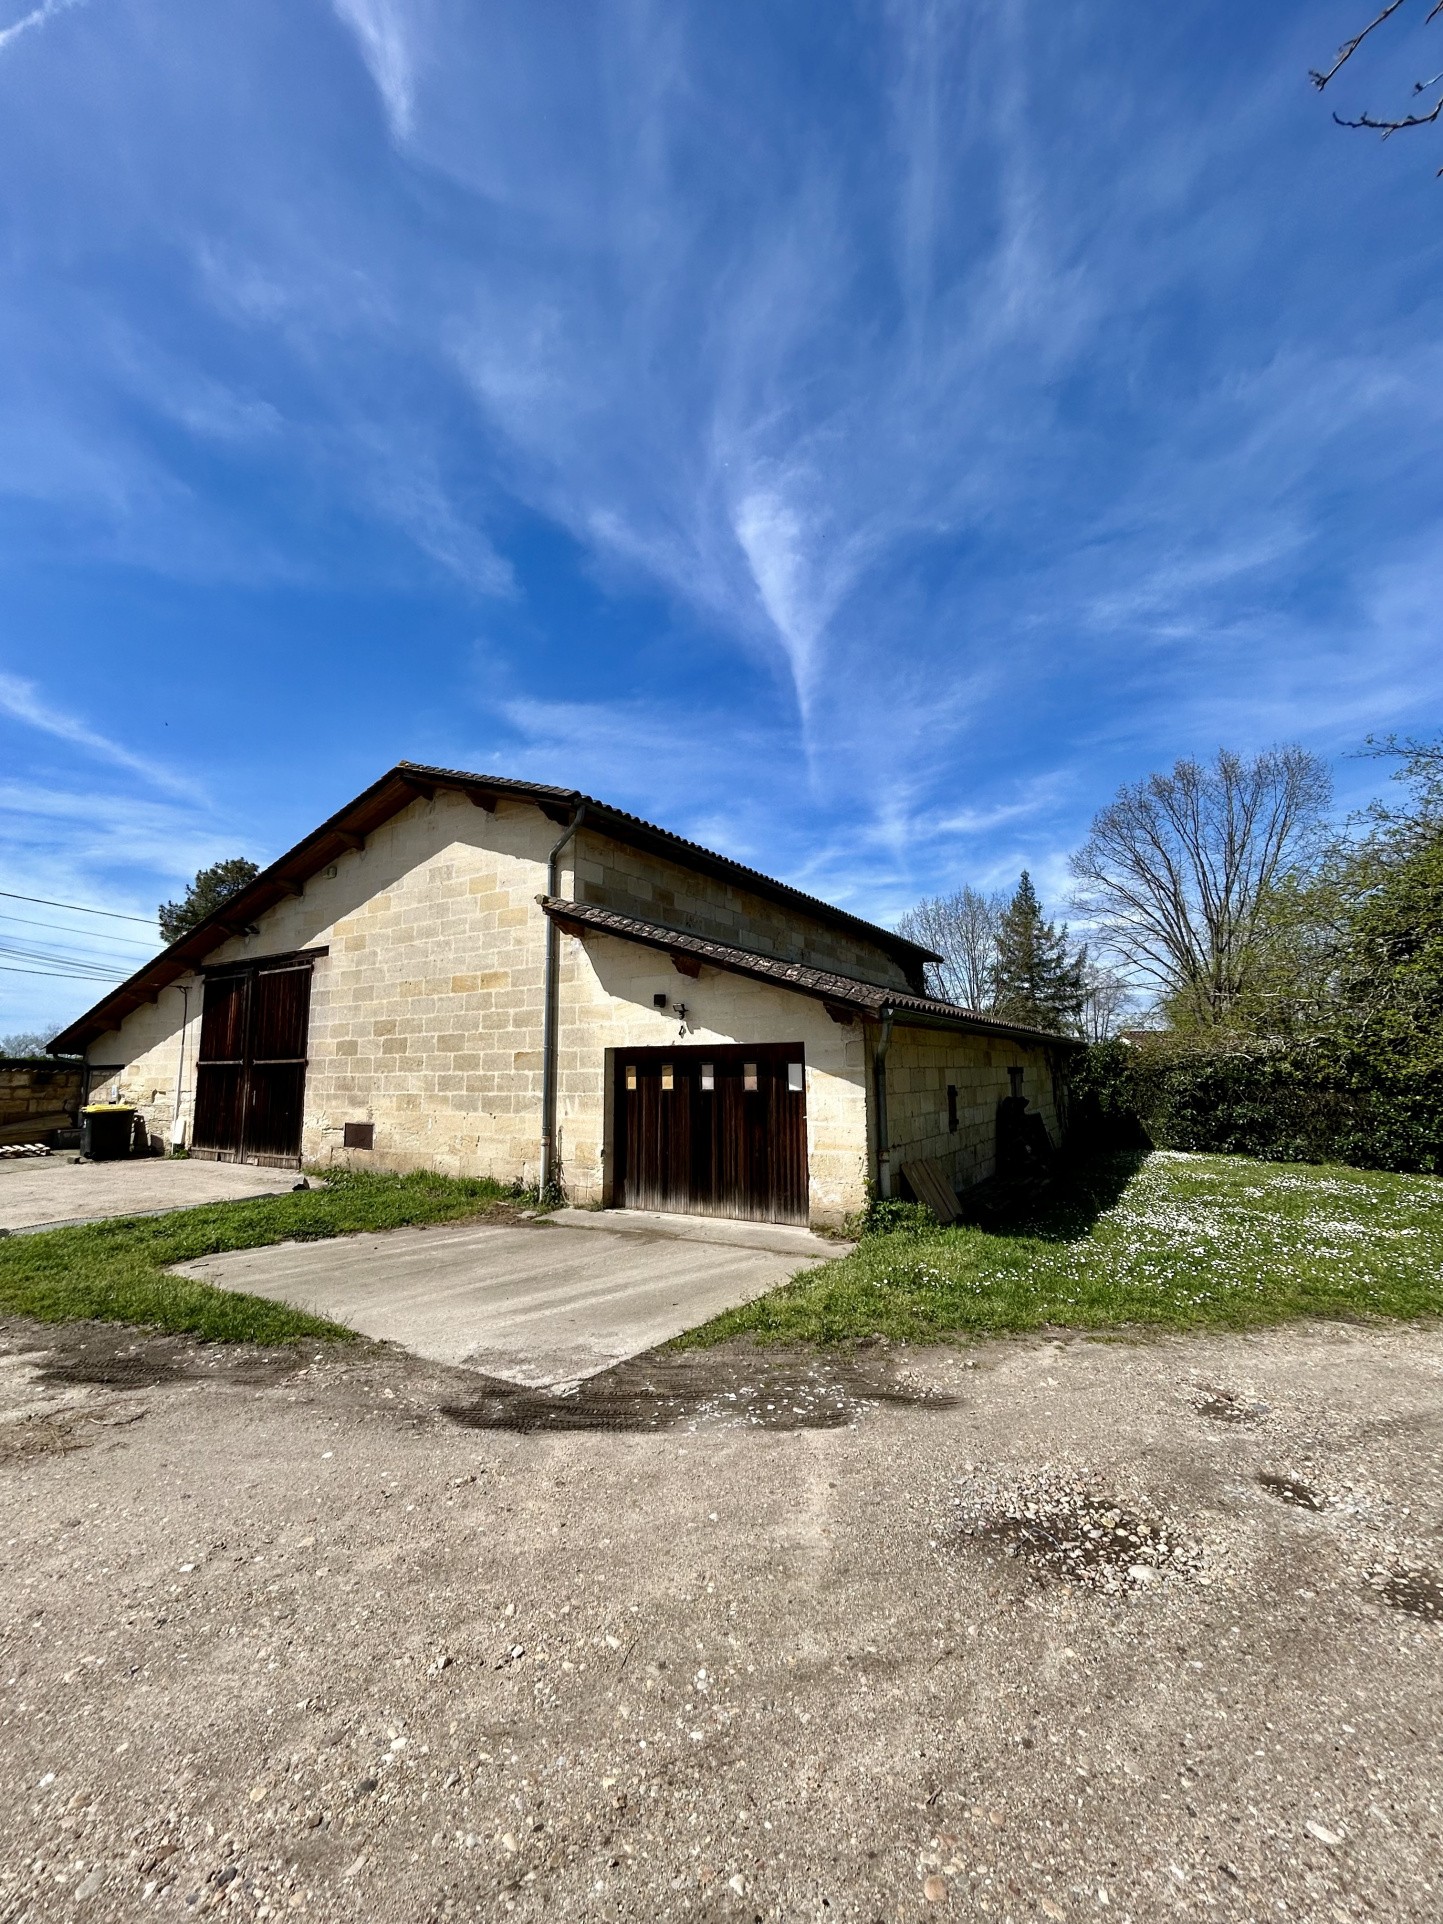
[2,0,1441,1037]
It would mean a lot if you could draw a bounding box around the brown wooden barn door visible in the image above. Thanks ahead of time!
[244,964,312,1161]
[192,961,312,1166]
[615,1044,808,1225]
[192,971,250,1159]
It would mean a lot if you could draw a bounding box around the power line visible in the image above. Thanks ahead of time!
[0,962,127,981]
[0,954,121,985]
[0,909,158,951]
[0,888,158,927]
[0,945,151,978]
[0,937,151,972]
[0,942,125,978]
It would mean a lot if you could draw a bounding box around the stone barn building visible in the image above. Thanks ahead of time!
[51,765,1070,1229]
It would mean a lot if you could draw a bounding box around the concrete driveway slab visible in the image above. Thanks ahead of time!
[175,1216,826,1383]
[0,1155,303,1233]
[546,1205,848,1258]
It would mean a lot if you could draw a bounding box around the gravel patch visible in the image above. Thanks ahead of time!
[1258,1471,1329,1510]
[1195,1384,1273,1424]
[951,1468,1206,1594]
[1368,1564,1443,1623]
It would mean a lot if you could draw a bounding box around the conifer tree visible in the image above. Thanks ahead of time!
[159,858,261,943]
[990,872,1087,1033]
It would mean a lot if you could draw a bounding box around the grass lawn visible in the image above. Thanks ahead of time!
[0,1168,526,1344]
[681,1149,1443,1347]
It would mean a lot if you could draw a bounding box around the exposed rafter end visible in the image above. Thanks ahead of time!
[553,914,587,940]
[333,830,366,851]
[399,778,436,803]
[824,1002,856,1026]
[464,786,498,812]
[669,951,702,979]
[538,800,574,826]
[274,879,305,897]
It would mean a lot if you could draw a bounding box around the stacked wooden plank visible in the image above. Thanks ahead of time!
[900,1159,962,1225]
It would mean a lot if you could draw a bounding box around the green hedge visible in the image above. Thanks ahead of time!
[1068,1036,1443,1176]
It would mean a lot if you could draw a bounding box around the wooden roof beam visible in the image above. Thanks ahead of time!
[669,951,702,979]
[332,829,366,851]
[464,785,498,812]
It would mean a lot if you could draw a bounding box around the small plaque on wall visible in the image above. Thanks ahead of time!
[343,1121,375,1150]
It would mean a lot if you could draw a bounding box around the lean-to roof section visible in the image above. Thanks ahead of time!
[541,897,1080,1047]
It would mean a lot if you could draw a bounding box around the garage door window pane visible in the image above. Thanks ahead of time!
[743,1062,758,1092]
[787,1062,803,1093]
[626,1065,637,1091]
[662,1063,674,1091]
[700,1063,714,1091]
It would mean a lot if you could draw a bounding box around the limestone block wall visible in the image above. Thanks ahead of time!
[86,790,561,1181]
[553,928,871,1227]
[85,984,201,1150]
[574,830,916,992]
[0,1059,86,1142]
[883,1025,1062,1195]
[294,794,554,1180]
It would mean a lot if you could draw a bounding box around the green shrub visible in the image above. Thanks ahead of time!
[857,1196,938,1237]
[1067,1036,1442,1175]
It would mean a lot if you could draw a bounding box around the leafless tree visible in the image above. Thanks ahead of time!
[1070,748,1333,1029]
[1312,0,1443,155]
[898,885,1005,1009]
[1076,958,1137,1043]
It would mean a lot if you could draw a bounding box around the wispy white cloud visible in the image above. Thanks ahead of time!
[0,780,212,887]
[329,0,416,141]
[0,0,86,57]
[0,675,206,802]
[352,437,516,598]
[471,692,800,848]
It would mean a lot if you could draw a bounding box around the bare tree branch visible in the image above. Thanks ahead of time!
[1331,89,1443,135]
[897,886,1005,1009]
[1312,0,1443,157]
[1310,0,1412,91]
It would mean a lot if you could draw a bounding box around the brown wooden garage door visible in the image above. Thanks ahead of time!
[192,959,312,1167]
[613,1044,809,1225]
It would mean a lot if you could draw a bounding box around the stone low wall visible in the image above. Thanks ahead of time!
[0,1059,85,1145]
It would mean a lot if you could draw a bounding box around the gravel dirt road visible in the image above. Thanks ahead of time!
[2,1314,1441,1922]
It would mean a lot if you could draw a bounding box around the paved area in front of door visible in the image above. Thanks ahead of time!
[0,1153,303,1233]
[175,1212,841,1384]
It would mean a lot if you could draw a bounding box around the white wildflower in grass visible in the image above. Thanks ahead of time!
[692,1148,1443,1348]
